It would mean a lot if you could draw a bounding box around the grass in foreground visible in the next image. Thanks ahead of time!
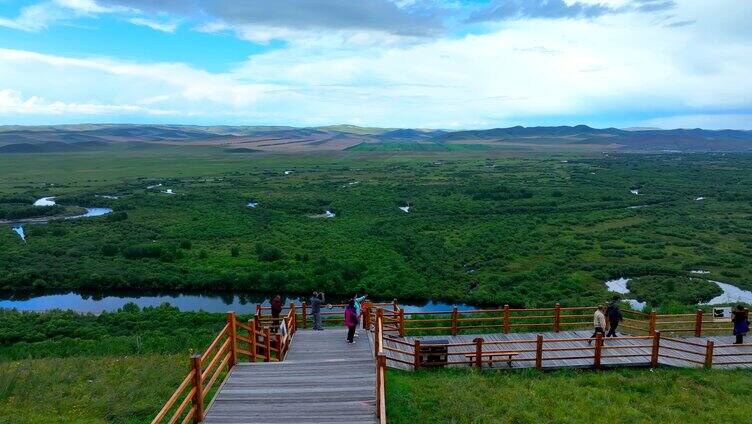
[0,354,186,424]
[386,367,752,423]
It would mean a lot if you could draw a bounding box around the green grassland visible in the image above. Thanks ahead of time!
[387,367,752,423]
[2,148,752,308]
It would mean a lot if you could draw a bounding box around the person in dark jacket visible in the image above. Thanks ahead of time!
[345,300,358,344]
[310,291,325,330]
[270,295,282,333]
[731,305,749,344]
[606,295,623,337]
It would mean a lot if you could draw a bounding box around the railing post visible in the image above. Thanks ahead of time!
[554,303,561,333]
[695,309,703,337]
[648,310,657,336]
[474,337,483,368]
[503,304,510,334]
[375,308,384,354]
[375,353,386,420]
[414,340,421,370]
[276,333,282,361]
[363,302,370,330]
[254,314,260,331]
[301,302,308,329]
[226,311,237,368]
[256,304,262,320]
[190,354,203,423]
[290,303,297,334]
[593,333,603,369]
[704,340,714,369]
[249,319,257,362]
[651,331,661,367]
[398,309,405,337]
[263,328,271,362]
[451,307,459,336]
[535,335,543,370]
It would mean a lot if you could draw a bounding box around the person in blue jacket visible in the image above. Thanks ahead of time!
[732,305,749,344]
[352,293,368,337]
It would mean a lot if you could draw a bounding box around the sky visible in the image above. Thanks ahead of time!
[0,0,750,129]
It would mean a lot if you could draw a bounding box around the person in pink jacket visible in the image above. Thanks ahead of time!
[345,299,358,343]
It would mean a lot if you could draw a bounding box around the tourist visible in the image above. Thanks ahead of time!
[606,295,623,337]
[588,305,607,345]
[270,295,282,333]
[732,305,749,344]
[310,291,325,330]
[353,293,368,337]
[345,299,358,344]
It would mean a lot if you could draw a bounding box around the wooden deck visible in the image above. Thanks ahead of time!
[203,328,376,424]
[380,330,752,370]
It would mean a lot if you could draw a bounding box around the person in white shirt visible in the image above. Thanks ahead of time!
[588,305,607,345]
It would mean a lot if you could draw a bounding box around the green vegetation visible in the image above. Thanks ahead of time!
[387,368,752,423]
[0,305,232,360]
[0,354,185,424]
[2,149,752,308]
[628,276,722,306]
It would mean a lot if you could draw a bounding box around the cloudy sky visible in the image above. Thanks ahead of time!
[0,0,750,129]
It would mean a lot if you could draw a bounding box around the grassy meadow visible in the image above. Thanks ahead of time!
[386,367,752,423]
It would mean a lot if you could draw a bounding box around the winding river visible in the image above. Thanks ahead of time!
[0,292,478,314]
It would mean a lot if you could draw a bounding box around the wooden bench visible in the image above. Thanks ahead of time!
[464,351,519,367]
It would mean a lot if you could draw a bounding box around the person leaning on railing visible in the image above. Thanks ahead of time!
[732,305,749,344]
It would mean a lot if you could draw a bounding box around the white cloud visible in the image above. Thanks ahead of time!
[0,0,750,128]
[0,0,125,31]
[0,89,178,115]
[128,17,178,33]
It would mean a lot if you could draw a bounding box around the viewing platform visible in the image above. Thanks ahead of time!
[152,302,751,424]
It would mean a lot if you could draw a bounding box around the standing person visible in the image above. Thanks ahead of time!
[270,295,282,333]
[606,295,623,338]
[352,293,368,337]
[345,300,358,344]
[310,291,325,331]
[588,305,607,345]
[731,305,749,344]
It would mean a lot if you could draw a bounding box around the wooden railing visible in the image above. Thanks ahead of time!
[368,304,748,339]
[152,306,298,424]
[374,309,387,424]
[388,304,595,337]
[371,305,752,373]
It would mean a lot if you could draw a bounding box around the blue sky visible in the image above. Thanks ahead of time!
[0,0,750,129]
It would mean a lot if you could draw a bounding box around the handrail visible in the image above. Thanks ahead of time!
[153,307,300,424]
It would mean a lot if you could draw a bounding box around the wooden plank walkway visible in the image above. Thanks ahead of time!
[380,330,752,370]
[204,328,376,424]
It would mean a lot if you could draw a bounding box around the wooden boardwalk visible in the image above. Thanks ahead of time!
[380,330,752,370]
[203,328,376,424]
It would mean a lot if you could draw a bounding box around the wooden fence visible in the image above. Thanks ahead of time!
[151,306,298,424]
[365,304,746,338]
[370,304,752,372]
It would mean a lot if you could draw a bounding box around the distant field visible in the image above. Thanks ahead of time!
[347,142,494,152]
[2,148,752,309]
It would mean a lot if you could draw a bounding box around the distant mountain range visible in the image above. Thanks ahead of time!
[0,124,750,153]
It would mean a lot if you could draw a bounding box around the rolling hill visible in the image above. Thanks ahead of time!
[0,124,751,153]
